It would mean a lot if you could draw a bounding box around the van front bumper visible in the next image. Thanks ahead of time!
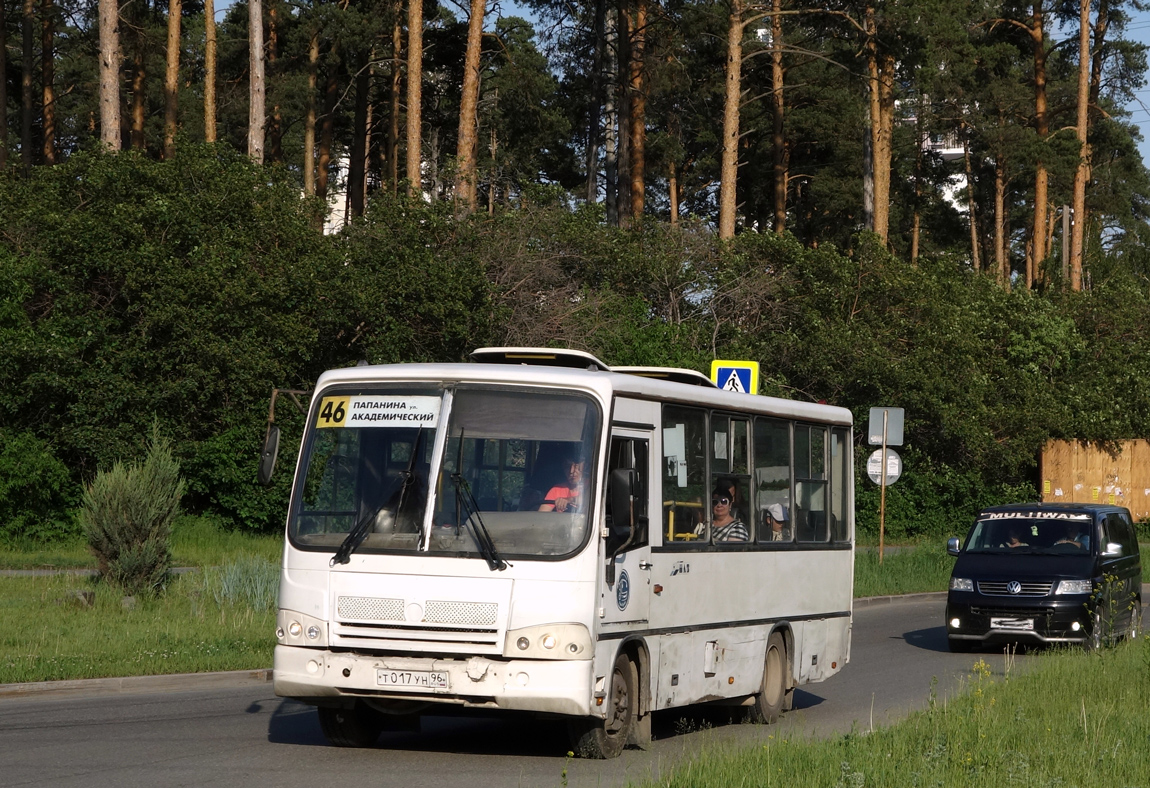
[946,593,1093,644]
[274,644,594,717]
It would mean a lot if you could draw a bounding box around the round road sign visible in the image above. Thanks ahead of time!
[867,448,902,485]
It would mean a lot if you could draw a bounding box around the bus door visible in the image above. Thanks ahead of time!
[600,428,653,628]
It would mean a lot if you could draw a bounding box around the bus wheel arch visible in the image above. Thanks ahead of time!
[569,650,638,758]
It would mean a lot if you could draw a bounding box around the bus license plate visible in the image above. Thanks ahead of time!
[376,669,450,691]
[990,617,1034,631]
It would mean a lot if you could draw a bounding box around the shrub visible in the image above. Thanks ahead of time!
[0,429,77,543]
[199,555,280,612]
[81,430,185,595]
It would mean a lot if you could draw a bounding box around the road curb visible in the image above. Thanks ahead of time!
[0,668,272,701]
[853,591,947,608]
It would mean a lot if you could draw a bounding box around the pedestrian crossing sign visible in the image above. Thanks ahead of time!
[710,360,760,395]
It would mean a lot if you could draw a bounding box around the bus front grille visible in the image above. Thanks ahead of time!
[333,595,502,652]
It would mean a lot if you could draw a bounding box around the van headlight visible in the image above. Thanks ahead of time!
[1055,580,1093,595]
[949,577,974,592]
[504,624,591,660]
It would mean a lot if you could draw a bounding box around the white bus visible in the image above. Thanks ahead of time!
[269,348,854,757]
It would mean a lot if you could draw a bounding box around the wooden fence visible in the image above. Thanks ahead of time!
[1040,440,1150,519]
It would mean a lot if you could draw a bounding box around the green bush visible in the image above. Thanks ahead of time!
[81,430,186,595]
[0,429,76,543]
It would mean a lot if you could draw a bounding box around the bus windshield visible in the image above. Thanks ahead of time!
[289,385,600,560]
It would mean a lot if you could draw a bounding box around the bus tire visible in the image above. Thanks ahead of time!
[317,702,384,748]
[747,631,787,724]
[568,653,636,759]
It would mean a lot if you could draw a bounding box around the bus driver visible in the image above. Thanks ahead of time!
[539,457,585,513]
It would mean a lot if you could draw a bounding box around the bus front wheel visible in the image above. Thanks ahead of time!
[747,631,788,724]
[318,702,385,748]
[569,653,636,759]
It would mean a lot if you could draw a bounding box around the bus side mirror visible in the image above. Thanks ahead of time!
[258,424,281,486]
[947,537,960,556]
[606,468,636,585]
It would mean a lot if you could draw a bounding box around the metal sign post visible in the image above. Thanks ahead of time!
[866,407,905,566]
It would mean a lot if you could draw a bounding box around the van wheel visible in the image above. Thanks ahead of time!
[747,632,788,724]
[569,653,636,759]
[1127,598,1142,640]
[318,702,384,747]
[947,636,974,653]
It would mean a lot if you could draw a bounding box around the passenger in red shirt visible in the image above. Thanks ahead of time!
[538,458,585,513]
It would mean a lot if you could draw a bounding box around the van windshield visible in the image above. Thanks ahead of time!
[963,515,1094,555]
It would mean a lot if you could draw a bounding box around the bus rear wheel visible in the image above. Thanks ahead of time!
[569,653,636,759]
[747,631,788,724]
[318,702,385,748]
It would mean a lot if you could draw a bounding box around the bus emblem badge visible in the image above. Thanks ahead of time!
[617,570,631,611]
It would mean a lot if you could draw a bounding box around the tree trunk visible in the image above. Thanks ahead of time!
[872,51,894,242]
[405,0,424,196]
[41,0,55,164]
[163,0,180,160]
[349,54,370,217]
[1,0,8,165]
[718,0,744,240]
[131,20,145,150]
[267,0,282,162]
[771,0,785,234]
[585,0,605,203]
[1028,1,1047,288]
[388,13,401,194]
[98,0,120,150]
[21,0,33,169]
[248,0,265,162]
[604,6,618,223]
[994,156,1007,287]
[453,0,486,214]
[1068,0,1089,290]
[317,61,337,201]
[204,0,216,142]
[616,0,631,222]
[963,135,981,272]
[668,159,679,226]
[627,0,646,222]
[302,29,318,196]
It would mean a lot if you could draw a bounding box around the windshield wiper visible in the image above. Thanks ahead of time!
[452,471,508,571]
[331,427,424,567]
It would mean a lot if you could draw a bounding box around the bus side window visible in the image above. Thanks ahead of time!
[662,406,707,543]
[754,418,792,544]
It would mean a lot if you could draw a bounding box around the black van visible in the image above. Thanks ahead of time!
[945,503,1142,651]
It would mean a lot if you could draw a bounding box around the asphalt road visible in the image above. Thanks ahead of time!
[0,596,1069,788]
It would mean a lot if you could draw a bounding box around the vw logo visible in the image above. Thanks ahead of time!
[616,570,631,611]
[1007,580,1022,595]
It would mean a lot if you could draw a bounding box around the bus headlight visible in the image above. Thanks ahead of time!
[277,609,328,648]
[504,624,592,660]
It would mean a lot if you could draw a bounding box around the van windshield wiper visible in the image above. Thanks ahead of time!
[452,471,508,571]
[331,427,424,567]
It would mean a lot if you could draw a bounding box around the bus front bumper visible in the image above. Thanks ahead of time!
[274,645,594,717]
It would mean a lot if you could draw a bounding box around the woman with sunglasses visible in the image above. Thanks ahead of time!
[711,480,749,542]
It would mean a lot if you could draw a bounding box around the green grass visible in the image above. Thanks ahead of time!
[638,636,1150,787]
[0,514,282,569]
[853,546,955,598]
[0,562,277,684]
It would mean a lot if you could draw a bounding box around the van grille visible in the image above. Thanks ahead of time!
[976,581,1053,597]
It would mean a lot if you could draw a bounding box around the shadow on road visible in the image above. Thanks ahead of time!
[901,625,950,653]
